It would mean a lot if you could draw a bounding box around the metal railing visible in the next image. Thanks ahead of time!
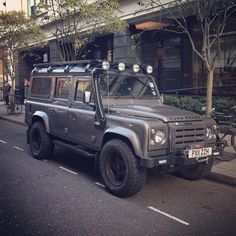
[160,84,236,97]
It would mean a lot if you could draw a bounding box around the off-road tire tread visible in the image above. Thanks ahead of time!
[100,139,146,197]
[30,122,53,160]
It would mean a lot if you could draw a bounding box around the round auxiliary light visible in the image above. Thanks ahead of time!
[133,64,140,73]
[102,61,110,70]
[146,65,153,74]
[118,62,126,71]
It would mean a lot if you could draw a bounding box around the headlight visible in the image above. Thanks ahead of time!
[206,127,213,139]
[151,129,166,145]
[155,131,166,144]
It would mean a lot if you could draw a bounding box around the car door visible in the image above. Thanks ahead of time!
[49,77,71,138]
[68,77,95,146]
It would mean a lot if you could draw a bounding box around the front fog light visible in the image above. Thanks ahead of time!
[155,131,166,144]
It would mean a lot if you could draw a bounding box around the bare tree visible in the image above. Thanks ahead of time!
[138,0,236,117]
[38,0,127,61]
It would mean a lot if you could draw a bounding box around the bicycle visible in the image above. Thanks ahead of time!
[6,94,23,116]
[211,107,236,156]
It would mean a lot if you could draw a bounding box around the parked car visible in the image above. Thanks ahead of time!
[25,60,218,197]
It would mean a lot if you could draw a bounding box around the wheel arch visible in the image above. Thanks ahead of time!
[31,111,50,133]
[102,127,143,157]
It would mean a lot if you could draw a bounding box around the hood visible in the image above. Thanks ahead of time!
[108,104,202,122]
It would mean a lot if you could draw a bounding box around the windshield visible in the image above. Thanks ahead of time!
[98,73,160,99]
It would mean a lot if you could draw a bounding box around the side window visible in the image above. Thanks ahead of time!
[31,77,51,97]
[55,78,71,99]
[75,80,93,102]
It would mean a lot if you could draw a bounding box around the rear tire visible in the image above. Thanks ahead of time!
[99,139,146,197]
[176,157,213,180]
[29,122,53,160]
[231,134,236,152]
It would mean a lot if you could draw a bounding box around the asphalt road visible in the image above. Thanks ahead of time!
[0,120,236,236]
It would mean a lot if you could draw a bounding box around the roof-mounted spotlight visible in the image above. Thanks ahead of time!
[133,64,140,73]
[118,63,125,71]
[146,65,153,74]
[102,61,110,70]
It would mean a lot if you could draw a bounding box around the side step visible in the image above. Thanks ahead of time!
[53,140,96,158]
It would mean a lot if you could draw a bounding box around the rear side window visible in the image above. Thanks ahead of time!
[31,77,51,97]
[55,77,71,99]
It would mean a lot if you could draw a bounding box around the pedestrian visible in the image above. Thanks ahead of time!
[3,81,11,105]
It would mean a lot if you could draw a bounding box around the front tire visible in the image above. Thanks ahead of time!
[176,157,213,180]
[29,122,53,160]
[99,139,146,197]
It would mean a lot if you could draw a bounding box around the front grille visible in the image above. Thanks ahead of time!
[171,124,205,150]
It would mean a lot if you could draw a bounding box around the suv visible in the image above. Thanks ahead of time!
[25,60,218,197]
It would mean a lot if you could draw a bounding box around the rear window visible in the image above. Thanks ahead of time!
[31,77,51,97]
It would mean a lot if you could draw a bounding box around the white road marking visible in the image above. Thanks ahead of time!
[59,166,78,175]
[0,139,7,144]
[13,146,24,152]
[148,206,189,226]
[95,182,105,188]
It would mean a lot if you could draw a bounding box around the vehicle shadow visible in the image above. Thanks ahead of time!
[48,145,173,188]
[49,145,99,180]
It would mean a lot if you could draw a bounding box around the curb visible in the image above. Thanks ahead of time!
[0,115,26,127]
[207,171,236,187]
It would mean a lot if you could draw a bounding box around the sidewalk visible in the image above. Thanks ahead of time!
[0,102,235,187]
[0,101,25,126]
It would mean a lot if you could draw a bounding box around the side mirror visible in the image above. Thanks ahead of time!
[83,91,91,104]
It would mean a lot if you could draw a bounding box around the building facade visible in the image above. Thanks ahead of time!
[0,0,29,100]
[10,0,236,99]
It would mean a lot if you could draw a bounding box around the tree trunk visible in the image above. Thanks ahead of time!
[206,69,214,118]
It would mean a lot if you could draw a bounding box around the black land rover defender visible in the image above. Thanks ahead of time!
[25,60,218,197]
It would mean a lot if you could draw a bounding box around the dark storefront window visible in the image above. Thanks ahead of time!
[140,31,186,91]
[161,37,182,90]
[77,34,113,61]
[213,34,236,94]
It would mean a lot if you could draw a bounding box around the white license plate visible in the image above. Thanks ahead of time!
[188,147,212,158]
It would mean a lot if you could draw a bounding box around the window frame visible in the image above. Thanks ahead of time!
[30,76,52,99]
[54,77,72,101]
[74,78,94,103]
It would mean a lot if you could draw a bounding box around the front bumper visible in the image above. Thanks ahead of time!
[140,148,219,168]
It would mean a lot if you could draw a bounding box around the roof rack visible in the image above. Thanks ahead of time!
[33,60,102,68]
